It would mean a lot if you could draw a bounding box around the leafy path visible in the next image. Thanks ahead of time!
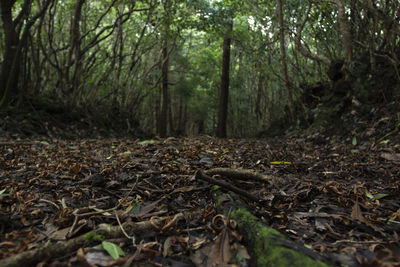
[0,135,399,266]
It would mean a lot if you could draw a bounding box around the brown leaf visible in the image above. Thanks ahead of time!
[76,248,96,267]
[380,153,400,162]
[351,201,366,222]
[209,230,232,264]
[131,199,163,218]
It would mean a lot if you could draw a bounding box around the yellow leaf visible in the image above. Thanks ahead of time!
[270,161,292,165]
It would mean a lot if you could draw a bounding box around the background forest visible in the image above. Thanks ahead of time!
[0,0,399,138]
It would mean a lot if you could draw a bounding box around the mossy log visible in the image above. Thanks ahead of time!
[0,213,186,267]
[198,170,333,267]
[228,206,331,266]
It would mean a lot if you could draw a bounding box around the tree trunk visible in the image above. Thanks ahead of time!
[277,0,295,122]
[159,39,169,137]
[0,0,21,105]
[294,2,331,66]
[255,72,264,123]
[216,20,232,138]
[111,4,124,112]
[335,0,353,68]
[68,0,85,98]
[0,0,51,108]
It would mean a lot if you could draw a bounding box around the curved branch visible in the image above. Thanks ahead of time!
[363,0,400,37]
[294,1,331,66]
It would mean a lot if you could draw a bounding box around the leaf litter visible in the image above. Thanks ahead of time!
[0,133,399,266]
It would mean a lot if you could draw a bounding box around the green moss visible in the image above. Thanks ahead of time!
[84,231,105,242]
[230,208,330,267]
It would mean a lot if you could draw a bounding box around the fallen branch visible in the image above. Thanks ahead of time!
[213,191,333,266]
[206,167,282,184]
[0,213,186,267]
[0,141,36,146]
[195,170,261,202]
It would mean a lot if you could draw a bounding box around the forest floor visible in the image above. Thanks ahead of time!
[0,107,400,266]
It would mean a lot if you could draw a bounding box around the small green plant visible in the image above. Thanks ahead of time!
[0,189,9,197]
[102,241,125,259]
[352,136,357,146]
[365,189,388,201]
[84,232,105,242]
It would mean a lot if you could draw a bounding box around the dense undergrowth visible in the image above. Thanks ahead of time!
[0,59,399,140]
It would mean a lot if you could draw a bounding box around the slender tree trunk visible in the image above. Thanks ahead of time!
[159,39,169,137]
[111,4,124,112]
[182,104,187,135]
[369,15,377,72]
[255,72,264,123]
[168,92,175,135]
[277,0,295,122]
[0,0,51,108]
[294,2,331,66]
[216,20,233,138]
[68,0,85,99]
[0,0,20,105]
[335,0,353,68]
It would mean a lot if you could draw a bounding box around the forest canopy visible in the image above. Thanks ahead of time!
[0,0,399,138]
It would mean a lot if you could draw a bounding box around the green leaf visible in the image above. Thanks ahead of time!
[270,161,292,165]
[365,189,374,199]
[119,151,132,156]
[0,189,9,197]
[212,185,221,191]
[352,136,357,146]
[373,193,388,200]
[365,189,389,200]
[40,141,50,146]
[126,201,141,214]
[380,139,390,145]
[102,241,125,260]
[84,232,104,242]
[138,140,156,146]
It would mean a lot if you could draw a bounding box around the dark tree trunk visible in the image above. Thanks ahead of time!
[216,20,232,138]
[69,0,85,98]
[255,73,264,123]
[111,4,124,111]
[0,0,51,108]
[335,0,353,70]
[277,0,295,122]
[0,0,20,104]
[159,39,169,137]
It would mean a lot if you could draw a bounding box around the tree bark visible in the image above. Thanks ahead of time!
[216,20,233,138]
[68,0,85,98]
[0,0,52,108]
[159,39,169,137]
[294,2,331,66]
[0,0,21,104]
[277,0,295,122]
[111,4,124,111]
[335,0,353,68]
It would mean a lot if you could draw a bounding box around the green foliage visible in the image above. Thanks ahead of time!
[84,232,105,242]
[102,241,125,260]
[1,0,398,137]
[126,200,142,214]
[0,189,9,197]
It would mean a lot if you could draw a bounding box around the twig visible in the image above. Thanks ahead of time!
[67,177,140,238]
[206,168,279,184]
[0,213,189,267]
[0,141,36,146]
[115,210,135,245]
[39,199,60,210]
[195,170,261,202]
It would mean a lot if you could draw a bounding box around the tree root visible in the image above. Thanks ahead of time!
[0,213,185,267]
[205,167,283,184]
